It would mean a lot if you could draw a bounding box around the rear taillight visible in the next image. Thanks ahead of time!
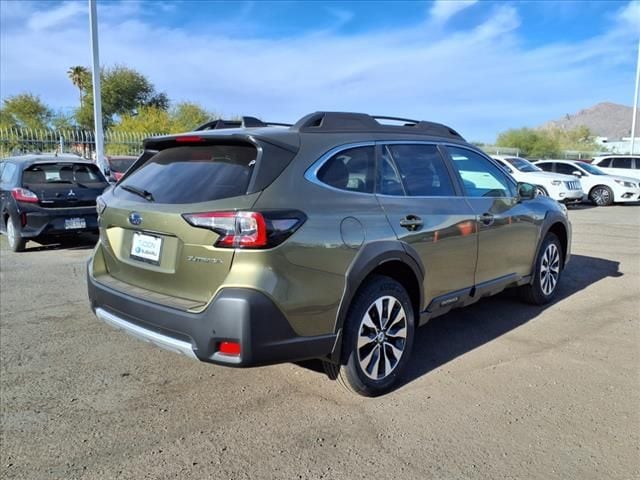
[11,188,38,203]
[182,210,306,249]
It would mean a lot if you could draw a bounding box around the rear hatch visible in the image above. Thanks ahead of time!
[22,162,108,208]
[98,140,293,308]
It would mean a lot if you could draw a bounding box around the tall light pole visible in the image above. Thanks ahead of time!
[631,39,640,155]
[89,0,106,173]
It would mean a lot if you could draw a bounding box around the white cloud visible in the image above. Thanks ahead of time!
[27,1,86,31]
[429,0,478,24]
[0,0,637,141]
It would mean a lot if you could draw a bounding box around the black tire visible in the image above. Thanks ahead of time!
[324,275,415,397]
[519,232,563,305]
[534,185,548,197]
[589,185,614,206]
[6,215,26,252]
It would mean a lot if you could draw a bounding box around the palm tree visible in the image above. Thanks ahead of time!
[67,66,89,108]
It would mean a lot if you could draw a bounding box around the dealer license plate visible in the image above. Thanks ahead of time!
[130,232,162,265]
[64,217,86,229]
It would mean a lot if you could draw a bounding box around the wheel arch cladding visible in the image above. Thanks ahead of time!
[547,222,568,267]
[333,241,424,346]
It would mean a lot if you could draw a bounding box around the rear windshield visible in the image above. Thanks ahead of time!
[109,157,136,173]
[117,144,257,204]
[22,162,107,187]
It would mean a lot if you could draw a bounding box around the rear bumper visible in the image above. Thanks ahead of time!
[19,206,98,238]
[87,264,336,367]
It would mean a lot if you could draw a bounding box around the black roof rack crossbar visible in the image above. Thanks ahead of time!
[291,112,465,140]
[195,116,292,131]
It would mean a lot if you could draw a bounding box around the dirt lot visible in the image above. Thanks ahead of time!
[1,205,639,480]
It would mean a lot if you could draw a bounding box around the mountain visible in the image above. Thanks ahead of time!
[539,102,634,139]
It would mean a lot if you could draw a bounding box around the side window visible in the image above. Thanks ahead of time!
[612,158,632,169]
[1,163,16,184]
[598,158,612,168]
[377,147,405,195]
[384,144,455,196]
[537,162,554,172]
[317,146,375,193]
[555,163,578,175]
[446,147,515,198]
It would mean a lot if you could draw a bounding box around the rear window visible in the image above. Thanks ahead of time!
[22,162,107,187]
[117,144,257,204]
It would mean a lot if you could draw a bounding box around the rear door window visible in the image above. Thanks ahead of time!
[555,163,578,175]
[117,144,258,204]
[384,144,456,197]
[612,158,632,169]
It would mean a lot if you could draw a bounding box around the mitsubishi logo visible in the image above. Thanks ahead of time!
[67,189,76,197]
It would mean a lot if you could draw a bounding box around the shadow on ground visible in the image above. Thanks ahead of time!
[23,233,98,252]
[296,254,622,389]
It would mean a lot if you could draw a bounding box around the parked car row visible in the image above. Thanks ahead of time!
[491,155,640,207]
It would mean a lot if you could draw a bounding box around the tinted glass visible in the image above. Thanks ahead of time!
[317,146,375,193]
[612,158,632,169]
[22,162,107,187]
[578,162,606,175]
[118,145,257,204]
[109,157,136,173]
[386,144,455,196]
[537,162,554,172]
[378,147,405,195]
[597,158,612,167]
[1,163,16,183]
[555,163,578,175]
[505,157,541,172]
[494,159,513,173]
[447,147,514,197]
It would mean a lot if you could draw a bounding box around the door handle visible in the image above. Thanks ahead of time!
[399,214,423,231]
[479,213,494,226]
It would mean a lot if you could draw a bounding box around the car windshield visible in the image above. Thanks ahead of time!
[505,157,541,173]
[577,163,606,175]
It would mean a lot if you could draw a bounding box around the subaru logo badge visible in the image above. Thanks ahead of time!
[129,212,142,226]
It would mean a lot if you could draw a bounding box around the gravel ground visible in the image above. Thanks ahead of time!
[1,205,639,480]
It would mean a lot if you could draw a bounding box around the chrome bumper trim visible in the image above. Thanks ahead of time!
[96,307,198,360]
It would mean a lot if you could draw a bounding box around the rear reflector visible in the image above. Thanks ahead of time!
[218,341,241,356]
[11,188,38,203]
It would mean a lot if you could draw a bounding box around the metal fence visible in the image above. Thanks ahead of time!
[0,127,167,158]
[0,127,605,161]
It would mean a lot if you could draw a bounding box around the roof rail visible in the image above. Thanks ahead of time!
[291,111,464,140]
[194,116,292,131]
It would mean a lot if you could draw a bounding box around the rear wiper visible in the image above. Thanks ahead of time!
[120,184,155,202]
[47,180,73,184]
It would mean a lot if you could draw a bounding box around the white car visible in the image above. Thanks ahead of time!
[536,159,640,206]
[591,155,640,181]
[492,155,584,204]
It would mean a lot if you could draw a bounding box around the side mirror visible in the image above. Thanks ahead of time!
[518,182,536,201]
[572,170,583,177]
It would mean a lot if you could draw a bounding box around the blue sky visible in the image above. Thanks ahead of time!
[0,0,638,141]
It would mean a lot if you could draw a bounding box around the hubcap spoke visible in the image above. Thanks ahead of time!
[540,243,560,295]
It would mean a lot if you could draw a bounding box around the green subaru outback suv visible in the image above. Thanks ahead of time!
[87,112,571,396]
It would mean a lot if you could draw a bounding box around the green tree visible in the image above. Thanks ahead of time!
[0,93,52,130]
[75,65,169,129]
[67,66,90,108]
[114,106,172,133]
[170,102,211,131]
[496,128,560,158]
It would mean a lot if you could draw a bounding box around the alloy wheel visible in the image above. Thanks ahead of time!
[535,186,547,197]
[540,243,560,296]
[357,295,407,380]
[592,188,611,206]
